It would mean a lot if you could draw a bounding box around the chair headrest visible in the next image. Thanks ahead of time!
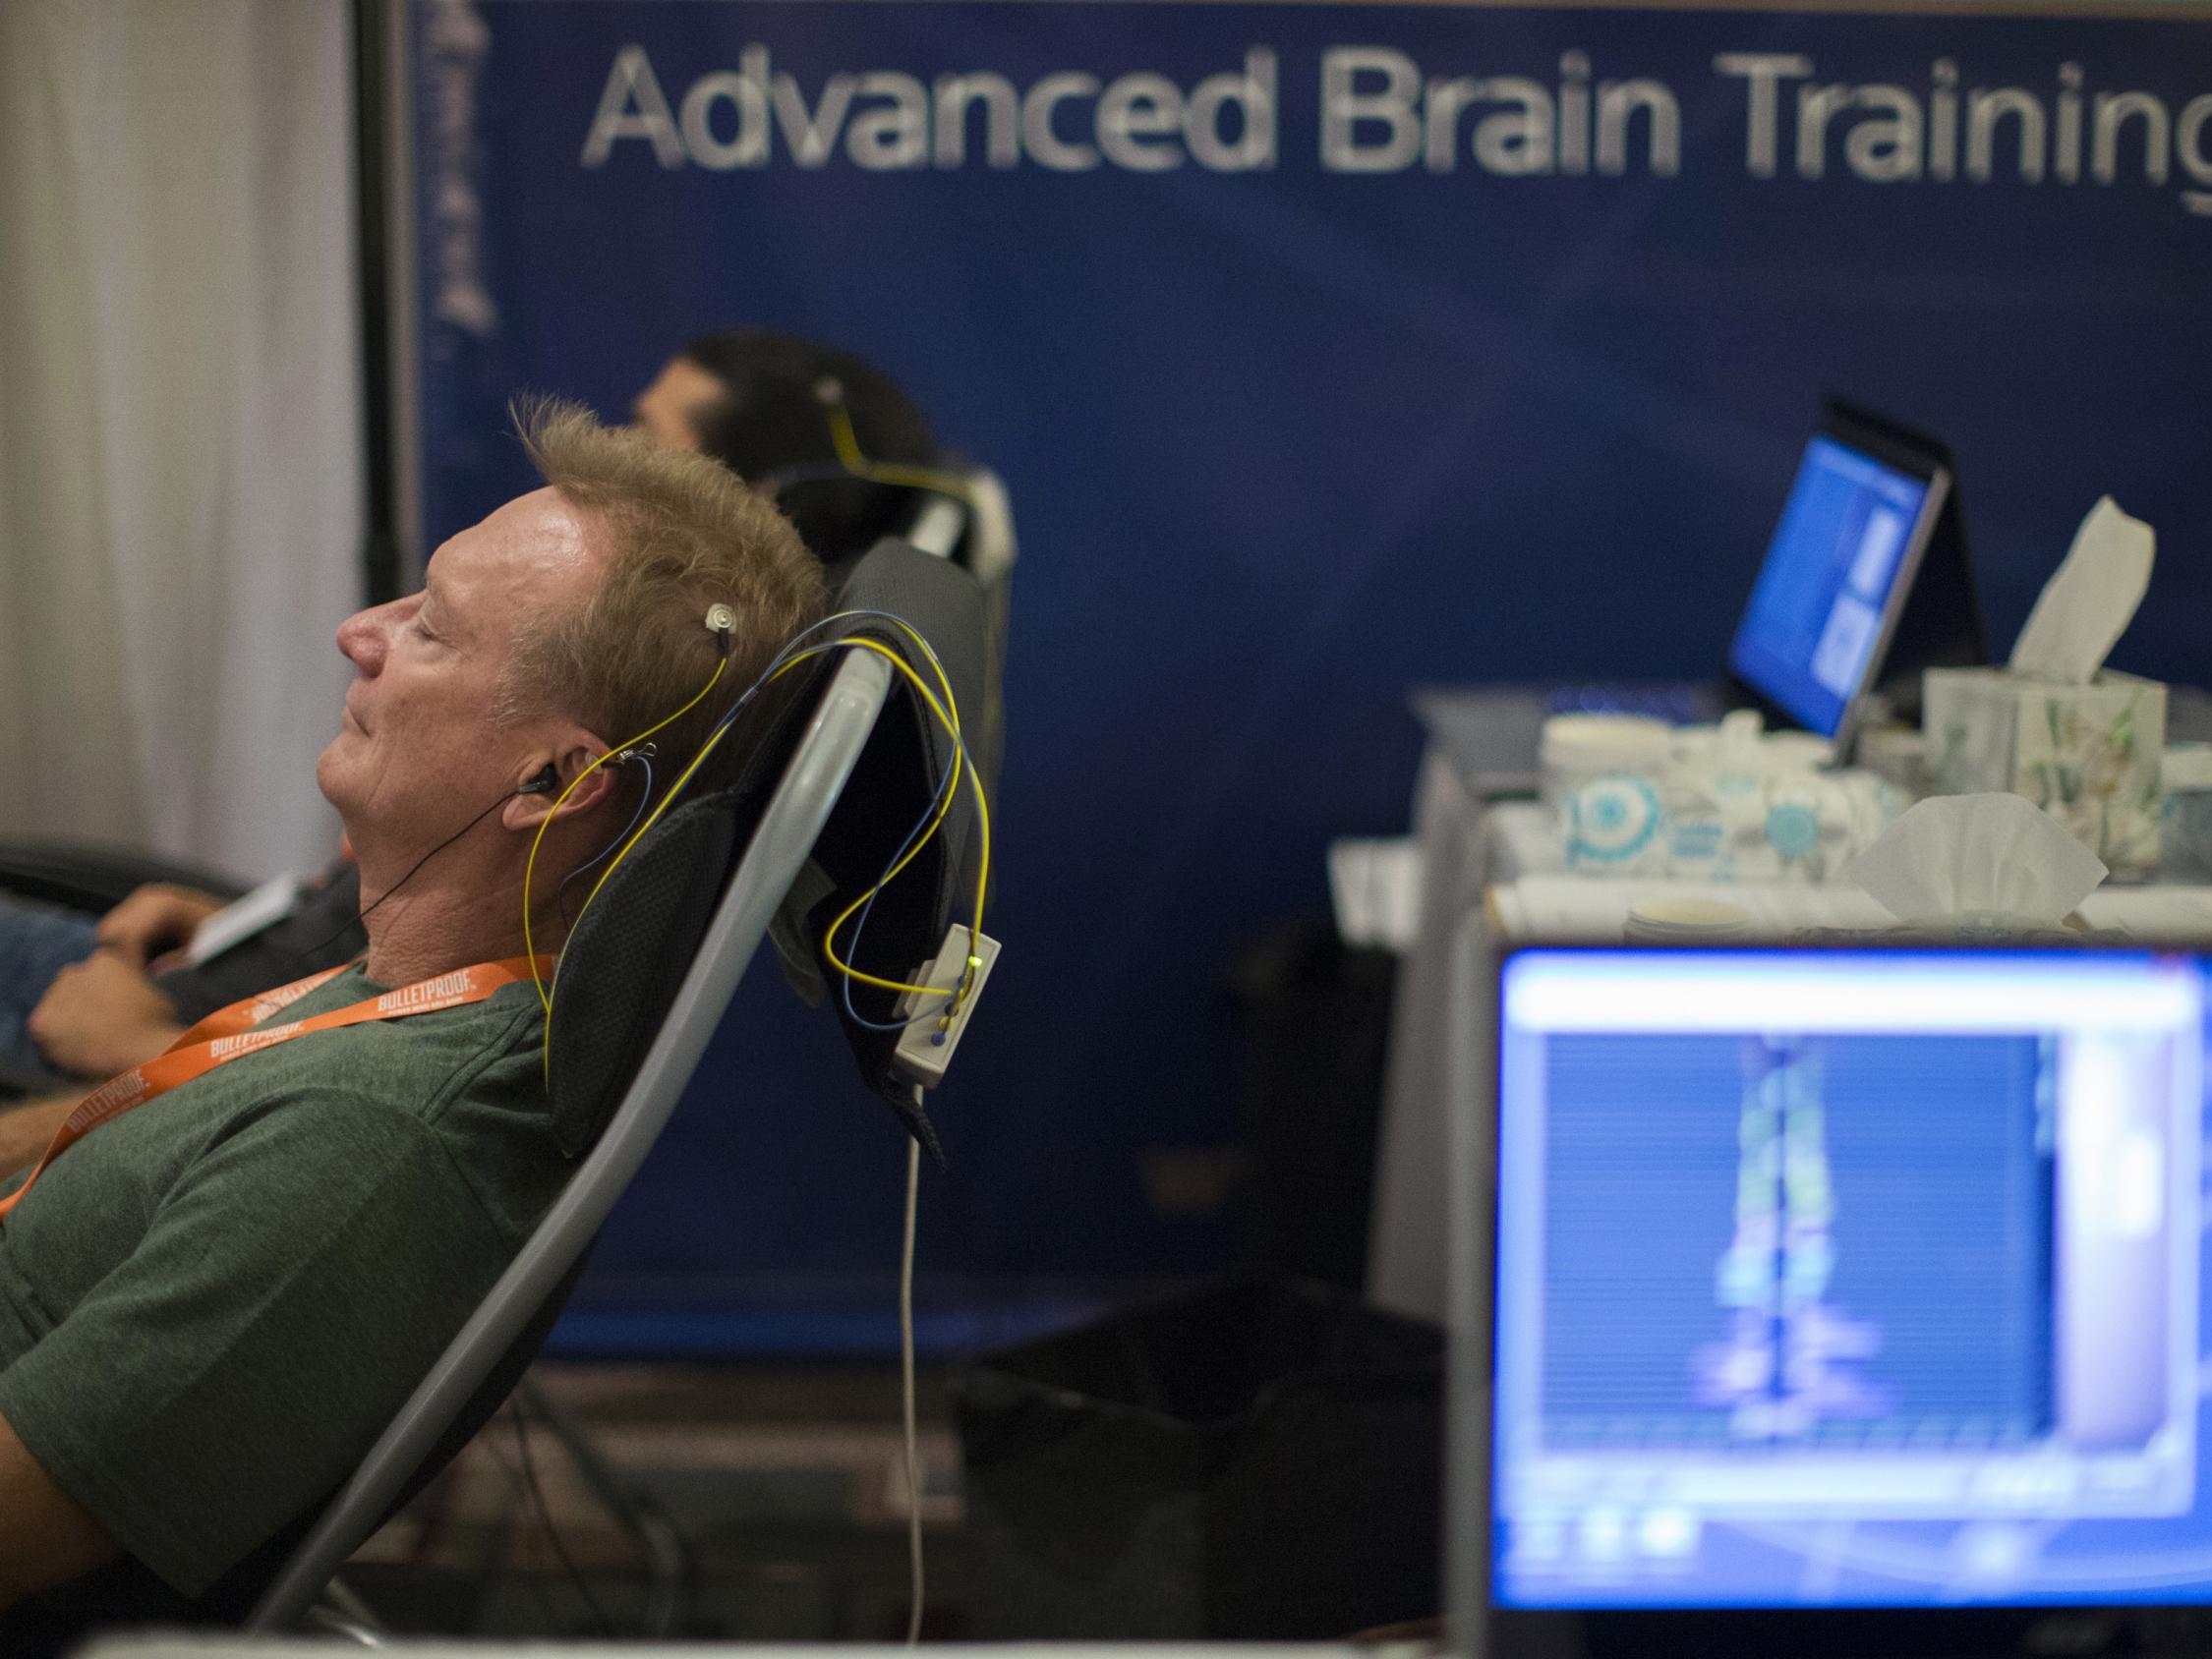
[543,538,995,1165]
[800,540,999,1163]
[546,790,745,1157]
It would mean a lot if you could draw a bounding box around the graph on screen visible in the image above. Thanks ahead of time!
[1490,951,2204,1606]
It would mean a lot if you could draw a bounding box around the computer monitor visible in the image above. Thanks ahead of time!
[1454,944,2212,1658]
[1726,406,1961,752]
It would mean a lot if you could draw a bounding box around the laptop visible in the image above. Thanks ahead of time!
[1451,943,2212,1658]
[1561,400,1980,761]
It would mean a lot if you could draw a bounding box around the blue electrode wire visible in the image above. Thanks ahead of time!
[687,608,962,793]
[558,753,655,923]
[766,614,969,1029]
[675,609,971,1032]
[548,610,970,1017]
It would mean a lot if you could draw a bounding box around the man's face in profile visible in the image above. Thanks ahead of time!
[317,486,602,839]
[631,356,723,452]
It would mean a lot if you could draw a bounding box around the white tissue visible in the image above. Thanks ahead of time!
[1326,837,1424,951]
[2008,496,2154,685]
[1843,792,2108,923]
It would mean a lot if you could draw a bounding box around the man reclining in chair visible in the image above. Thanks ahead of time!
[0,329,933,1101]
[0,402,825,1633]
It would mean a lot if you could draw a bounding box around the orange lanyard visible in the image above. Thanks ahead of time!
[0,956,551,1222]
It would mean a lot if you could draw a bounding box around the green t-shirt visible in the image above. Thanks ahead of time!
[0,966,569,1597]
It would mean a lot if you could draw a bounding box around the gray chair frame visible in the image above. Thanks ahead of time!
[248,643,898,1630]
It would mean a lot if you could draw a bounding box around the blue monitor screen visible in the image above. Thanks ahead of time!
[1491,949,2209,1608]
[1727,436,1934,737]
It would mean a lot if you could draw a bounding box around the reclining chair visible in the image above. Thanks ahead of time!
[0,528,998,1652]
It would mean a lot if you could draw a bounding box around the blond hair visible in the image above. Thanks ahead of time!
[505,397,829,792]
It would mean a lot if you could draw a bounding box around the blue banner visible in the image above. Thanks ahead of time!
[409,0,2212,1349]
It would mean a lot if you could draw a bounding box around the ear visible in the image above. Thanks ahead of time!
[500,739,621,832]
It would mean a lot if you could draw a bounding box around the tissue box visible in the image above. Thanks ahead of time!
[1924,666,2165,876]
[2161,742,2212,882]
[1559,766,1906,885]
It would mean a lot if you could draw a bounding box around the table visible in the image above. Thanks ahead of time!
[1366,686,2212,1325]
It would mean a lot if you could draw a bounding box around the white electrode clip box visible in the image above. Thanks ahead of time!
[892,923,1001,1088]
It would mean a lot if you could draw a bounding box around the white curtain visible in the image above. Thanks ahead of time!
[0,0,363,878]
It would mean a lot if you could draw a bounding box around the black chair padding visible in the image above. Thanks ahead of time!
[0,839,251,914]
[546,789,746,1157]
[824,518,1007,819]
[542,540,995,1166]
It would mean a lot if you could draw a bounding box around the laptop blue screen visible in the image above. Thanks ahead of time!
[1727,436,1933,737]
[1491,949,2210,1608]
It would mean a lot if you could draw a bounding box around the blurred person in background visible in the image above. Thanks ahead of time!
[632,327,940,567]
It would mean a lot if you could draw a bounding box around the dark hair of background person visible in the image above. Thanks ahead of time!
[680,330,942,565]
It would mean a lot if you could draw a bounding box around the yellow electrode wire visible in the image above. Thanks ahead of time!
[537,624,990,1080]
[627,634,986,999]
[825,400,984,510]
[575,627,964,941]
[581,629,982,1001]
[521,655,729,1014]
[812,644,986,1001]
[740,616,984,1001]
[813,395,993,992]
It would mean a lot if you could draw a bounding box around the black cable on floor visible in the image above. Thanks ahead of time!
[500,1396,620,1637]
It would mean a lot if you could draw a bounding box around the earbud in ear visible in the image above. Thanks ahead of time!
[517,765,560,796]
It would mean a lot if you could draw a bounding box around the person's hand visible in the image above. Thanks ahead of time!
[26,954,186,1080]
[93,883,226,970]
